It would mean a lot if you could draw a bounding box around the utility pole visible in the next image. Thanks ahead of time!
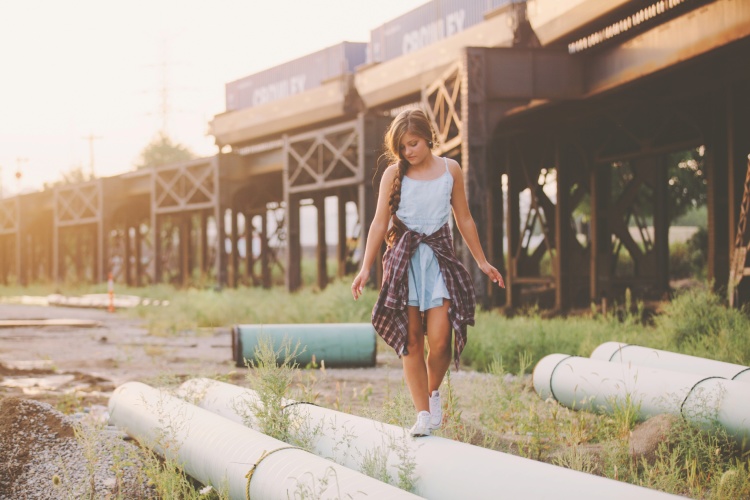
[82,133,102,179]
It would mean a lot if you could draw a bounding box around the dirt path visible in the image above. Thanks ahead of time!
[0,303,235,408]
[0,302,438,410]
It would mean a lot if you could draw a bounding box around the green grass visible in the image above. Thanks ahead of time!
[5,276,750,498]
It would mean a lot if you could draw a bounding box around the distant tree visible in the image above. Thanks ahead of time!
[135,132,196,169]
[666,148,707,223]
[604,147,706,225]
[43,164,94,190]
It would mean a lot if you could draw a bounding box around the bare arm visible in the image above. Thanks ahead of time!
[351,165,398,299]
[448,160,505,287]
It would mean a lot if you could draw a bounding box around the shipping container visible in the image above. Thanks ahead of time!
[225,42,367,112]
[367,0,520,63]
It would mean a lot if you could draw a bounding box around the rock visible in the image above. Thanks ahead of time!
[629,414,679,464]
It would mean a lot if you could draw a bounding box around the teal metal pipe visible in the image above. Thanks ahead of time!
[232,323,376,368]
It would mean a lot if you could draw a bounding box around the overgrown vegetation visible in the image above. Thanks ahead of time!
[4,278,750,497]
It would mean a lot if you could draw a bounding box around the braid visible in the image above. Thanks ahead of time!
[380,108,436,247]
[385,160,409,247]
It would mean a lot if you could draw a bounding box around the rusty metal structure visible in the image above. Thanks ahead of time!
[1,0,749,310]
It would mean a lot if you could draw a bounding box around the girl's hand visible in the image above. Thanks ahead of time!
[480,262,506,288]
[351,269,369,300]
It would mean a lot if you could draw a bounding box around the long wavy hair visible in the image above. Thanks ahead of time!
[382,109,436,247]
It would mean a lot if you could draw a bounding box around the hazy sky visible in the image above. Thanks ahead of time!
[0,0,427,196]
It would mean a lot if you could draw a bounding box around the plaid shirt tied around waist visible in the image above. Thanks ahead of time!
[372,223,476,369]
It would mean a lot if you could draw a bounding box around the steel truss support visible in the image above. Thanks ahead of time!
[53,180,104,284]
[123,219,153,287]
[458,48,516,307]
[725,83,750,305]
[151,157,221,287]
[283,113,389,291]
[505,132,599,310]
[424,63,463,157]
[730,159,750,306]
[430,47,578,307]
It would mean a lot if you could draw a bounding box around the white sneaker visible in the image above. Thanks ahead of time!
[429,390,442,430]
[409,411,432,437]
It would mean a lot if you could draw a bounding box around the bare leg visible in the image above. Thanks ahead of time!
[402,306,429,412]
[425,299,452,393]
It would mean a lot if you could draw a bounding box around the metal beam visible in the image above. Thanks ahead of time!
[483,48,584,101]
[586,0,750,96]
[528,0,632,46]
[211,77,352,147]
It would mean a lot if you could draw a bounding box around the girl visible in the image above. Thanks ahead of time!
[351,108,504,436]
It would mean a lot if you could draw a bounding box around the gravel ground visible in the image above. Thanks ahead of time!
[0,397,151,499]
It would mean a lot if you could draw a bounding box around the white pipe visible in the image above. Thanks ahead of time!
[108,382,420,500]
[534,354,750,443]
[179,378,679,499]
[591,342,750,382]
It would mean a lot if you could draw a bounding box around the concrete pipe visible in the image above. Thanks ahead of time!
[591,342,750,382]
[534,354,750,444]
[179,378,679,500]
[232,323,376,368]
[108,382,420,500]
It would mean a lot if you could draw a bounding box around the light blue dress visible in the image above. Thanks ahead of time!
[396,157,453,311]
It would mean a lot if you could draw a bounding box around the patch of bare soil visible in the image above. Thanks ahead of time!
[0,397,151,499]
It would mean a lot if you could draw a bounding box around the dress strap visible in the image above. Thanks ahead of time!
[443,157,449,173]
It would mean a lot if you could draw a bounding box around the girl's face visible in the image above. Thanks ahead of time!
[399,131,431,166]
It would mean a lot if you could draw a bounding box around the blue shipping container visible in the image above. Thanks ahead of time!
[368,0,518,63]
[226,42,367,112]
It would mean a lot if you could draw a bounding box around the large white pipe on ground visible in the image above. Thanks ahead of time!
[108,382,420,500]
[179,378,679,499]
[591,342,750,382]
[534,354,750,444]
